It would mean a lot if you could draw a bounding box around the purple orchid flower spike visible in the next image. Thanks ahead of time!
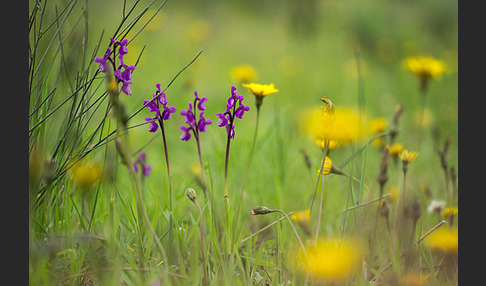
[133,151,152,177]
[94,38,136,95]
[143,83,176,133]
[216,86,249,139]
[179,90,212,142]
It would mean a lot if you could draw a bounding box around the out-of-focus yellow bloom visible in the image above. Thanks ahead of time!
[386,143,404,157]
[296,238,362,282]
[441,207,458,219]
[231,65,257,83]
[315,138,340,151]
[404,56,447,80]
[186,19,211,43]
[299,106,368,145]
[290,209,311,236]
[413,108,434,128]
[369,118,387,134]
[400,150,419,163]
[388,186,399,203]
[316,156,333,176]
[401,271,428,286]
[70,159,103,190]
[369,118,387,147]
[242,83,279,99]
[424,227,458,255]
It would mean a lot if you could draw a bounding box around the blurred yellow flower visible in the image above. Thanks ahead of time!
[70,159,103,190]
[186,19,211,43]
[242,83,279,98]
[369,118,387,134]
[299,106,368,145]
[297,238,362,282]
[404,56,447,80]
[388,186,399,203]
[424,227,458,255]
[231,65,257,83]
[413,108,434,128]
[316,156,333,176]
[400,150,419,163]
[315,138,340,151]
[290,209,311,236]
[369,118,387,147]
[386,143,404,157]
[441,207,458,219]
[401,271,428,286]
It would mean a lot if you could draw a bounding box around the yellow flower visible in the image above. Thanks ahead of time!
[315,138,340,151]
[441,207,458,219]
[424,227,458,255]
[386,143,404,157]
[297,238,362,282]
[401,271,428,286]
[231,65,257,83]
[369,118,387,134]
[290,209,311,235]
[186,19,211,43]
[242,82,279,98]
[404,55,447,80]
[400,150,419,163]
[299,106,368,145]
[70,159,103,190]
[388,186,399,203]
[369,118,387,147]
[316,156,333,176]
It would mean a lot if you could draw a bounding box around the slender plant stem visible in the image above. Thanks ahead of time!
[194,200,208,286]
[158,118,175,263]
[272,209,308,258]
[314,143,329,241]
[223,129,232,255]
[234,107,261,232]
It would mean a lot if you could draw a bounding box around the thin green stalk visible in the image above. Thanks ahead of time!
[313,142,329,241]
[158,118,175,264]
[234,105,261,234]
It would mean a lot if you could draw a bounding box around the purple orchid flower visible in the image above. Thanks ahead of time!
[179,91,212,142]
[216,86,249,139]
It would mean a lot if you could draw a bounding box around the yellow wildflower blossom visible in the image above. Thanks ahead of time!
[315,138,340,151]
[404,56,447,80]
[231,64,257,83]
[290,209,311,236]
[316,156,333,176]
[400,150,419,163]
[386,143,404,157]
[424,227,458,255]
[296,238,362,282]
[441,207,458,219]
[300,106,368,145]
[70,159,103,190]
[369,118,387,147]
[401,271,428,286]
[242,82,279,98]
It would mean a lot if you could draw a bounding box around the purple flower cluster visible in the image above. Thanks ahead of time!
[94,38,135,95]
[133,151,151,177]
[216,86,250,139]
[144,83,176,132]
[179,91,213,141]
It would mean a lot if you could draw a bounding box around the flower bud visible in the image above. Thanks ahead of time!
[250,206,272,216]
[185,187,197,202]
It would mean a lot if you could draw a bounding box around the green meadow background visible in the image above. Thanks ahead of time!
[29,0,458,284]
